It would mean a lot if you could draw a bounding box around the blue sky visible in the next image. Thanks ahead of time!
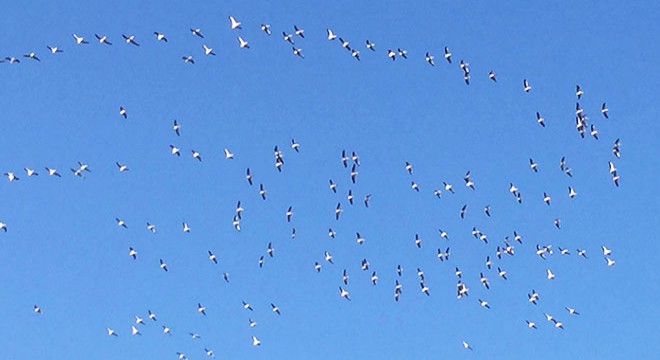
[1,1,658,359]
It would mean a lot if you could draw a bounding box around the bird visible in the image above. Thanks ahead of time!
[523,79,532,92]
[489,71,497,82]
[356,232,365,245]
[252,336,261,346]
[229,16,242,30]
[148,310,157,321]
[324,251,334,264]
[366,39,376,51]
[5,172,19,182]
[182,55,195,64]
[128,247,137,259]
[411,181,420,192]
[154,32,168,42]
[131,325,140,336]
[480,273,490,289]
[612,138,621,158]
[202,44,216,56]
[347,190,354,205]
[47,46,63,54]
[190,28,204,38]
[536,112,545,127]
[326,28,337,40]
[577,249,588,258]
[267,242,274,258]
[116,218,127,228]
[314,262,322,272]
[223,148,234,159]
[484,205,491,217]
[119,106,127,119]
[568,186,577,198]
[106,327,118,336]
[292,47,304,58]
[576,85,583,99]
[543,192,551,205]
[270,303,281,315]
[116,162,129,172]
[246,168,253,185]
[397,265,403,277]
[420,282,430,296]
[339,37,351,51]
[546,269,556,280]
[528,290,540,304]
[328,228,336,238]
[565,307,580,315]
[24,52,40,61]
[191,150,202,162]
[443,181,455,194]
[351,49,360,61]
[72,34,88,44]
[122,34,139,46]
[371,272,378,285]
[552,319,564,329]
[33,305,42,314]
[455,267,462,279]
[335,202,343,220]
[283,32,295,44]
[294,25,305,38]
[601,102,609,119]
[248,318,257,327]
[464,171,475,189]
[529,158,538,172]
[602,246,612,256]
[438,229,449,240]
[238,37,250,49]
[363,194,372,207]
[205,348,214,357]
[387,49,396,61]
[414,234,422,248]
[172,120,181,136]
[526,320,537,329]
[182,222,191,233]
[462,341,473,351]
[176,352,187,360]
[261,23,272,35]
[159,259,168,272]
[444,46,452,63]
[397,48,408,59]
[339,286,351,301]
[460,204,467,219]
[135,315,145,325]
[94,34,112,45]
[146,223,157,234]
[208,251,218,264]
[291,139,300,152]
[351,164,358,183]
[259,184,267,200]
[479,299,490,309]
[498,267,507,280]
[197,303,206,315]
[590,124,599,139]
[554,218,561,229]
[606,257,616,266]
[242,301,254,311]
[425,52,435,66]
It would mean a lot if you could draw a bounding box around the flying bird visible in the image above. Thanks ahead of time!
[159,259,168,272]
[339,286,351,301]
[444,46,452,63]
[47,46,63,54]
[366,39,376,51]
[154,32,168,42]
[190,28,204,38]
[182,56,195,64]
[122,34,140,46]
[523,79,532,92]
[425,52,435,66]
[261,24,272,35]
[489,71,497,82]
[229,16,242,30]
[294,25,305,38]
[72,34,88,44]
[326,28,337,40]
[601,102,609,119]
[94,34,112,45]
[24,52,40,61]
[238,37,250,49]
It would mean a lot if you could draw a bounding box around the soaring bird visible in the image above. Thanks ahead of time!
[444,46,452,63]
[261,24,272,35]
[229,16,242,30]
[24,52,40,61]
[252,336,261,346]
[335,202,342,220]
[33,305,42,314]
[128,247,137,259]
[479,299,490,309]
[94,34,112,45]
[159,259,168,272]
[119,106,127,119]
[202,44,216,56]
[154,32,168,42]
[339,38,351,51]
[271,303,281,315]
[326,28,337,40]
[366,39,376,51]
[397,48,408,59]
[387,49,396,61]
[259,184,267,200]
[283,32,294,44]
[601,102,609,119]
[122,34,139,46]
[197,303,206,315]
[246,168,253,185]
[425,52,435,66]
[47,46,63,54]
[576,85,583,99]
[190,28,204,38]
[339,287,351,301]
[292,47,304,58]
[191,150,202,161]
[489,71,497,82]
[536,112,545,127]
[182,55,195,64]
[523,79,532,92]
[72,34,89,44]
[106,327,118,336]
[529,158,538,172]
[208,250,218,264]
[116,162,129,172]
[238,37,250,49]
[294,25,305,38]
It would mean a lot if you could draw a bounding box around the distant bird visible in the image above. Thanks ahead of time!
[246,168,253,185]
[612,138,621,158]
[238,37,250,49]
[94,34,112,45]
[606,257,616,266]
[283,32,294,44]
[261,23,272,35]
[5,172,19,182]
[242,301,253,311]
[371,271,378,285]
[363,194,372,207]
[339,286,351,301]
[291,139,300,152]
[420,282,430,296]
[135,315,145,325]
[425,52,435,66]
[546,268,556,280]
[356,232,365,245]
[271,303,281,315]
[47,46,63,54]
[462,341,473,351]
[106,327,118,336]
[526,320,537,329]
[326,28,337,40]
[204,348,214,357]
[480,273,490,289]
[182,222,191,233]
[24,52,40,61]
[536,112,545,127]
[347,190,354,205]
[116,162,129,172]
[197,303,206,315]
[128,247,137,259]
[439,229,449,240]
[489,71,497,82]
[119,106,127,119]
[479,299,490,309]
[292,46,304,58]
[190,28,204,38]
[577,249,588,258]
[229,16,242,30]
[528,289,540,304]
[172,120,181,136]
[484,205,491,217]
[529,158,538,172]
[397,48,408,59]
[602,245,612,257]
[182,55,195,64]
[328,228,336,238]
[498,267,507,280]
[335,202,342,220]
[72,34,88,45]
[601,102,609,119]
[131,325,140,336]
[460,204,467,219]
[148,310,157,321]
[146,223,157,234]
[159,259,168,272]
[339,38,350,51]
[523,79,532,92]
[444,47,452,63]
[223,272,230,282]
[411,181,420,192]
[191,150,202,161]
[443,181,455,194]
[464,171,475,189]
[116,218,127,228]
[314,262,322,272]
[324,251,334,264]
[551,319,564,329]
[366,39,376,51]
[223,148,234,159]
[543,192,551,205]
[387,49,396,61]
[565,307,580,315]
[568,186,577,198]
[208,250,218,264]
[294,25,305,38]
[252,336,261,346]
[351,49,360,61]
[397,265,403,277]
[122,34,140,46]
[267,242,274,258]
[414,234,422,248]
[554,218,561,229]
[202,44,216,56]
[576,85,583,99]
[350,164,358,183]
[259,184,267,200]
[154,32,168,42]
[33,304,42,314]
[590,124,599,139]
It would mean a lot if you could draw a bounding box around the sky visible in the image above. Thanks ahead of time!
[1,1,659,359]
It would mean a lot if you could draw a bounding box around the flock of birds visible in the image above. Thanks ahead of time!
[4,14,624,358]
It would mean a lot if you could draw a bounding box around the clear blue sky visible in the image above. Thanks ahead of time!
[1,1,658,359]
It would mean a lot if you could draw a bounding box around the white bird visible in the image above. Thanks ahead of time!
[182,222,191,233]
[602,102,609,119]
[47,46,63,54]
[202,44,216,56]
[259,184,267,200]
[543,192,551,205]
[606,257,616,266]
[479,299,490,309]
[294,25,305,38]
[233,215,241,231]
[444,46,452,63]
[238,37,250,49]
[529,158,538,172]
[602,246,612,256]
[135,315,145,325]
[252,336,261,346]
[204,348,214,357]
[5,172,19,182]
[182,55,195,64]
[146,223,157,234]
[162,325,171,334]
[565,306,580,315]
[526,320,537,329]
[229,16,242,30]
[339,286,351,301]
[523,79,532,92]
[546,269,556,280]
[339,37,351,50]
[148,310,157,321]
[576,85,583,99]
[116,162,129,172]
[106,327,118,336]
[366,39,376,51]
[119,106,128,119]
[248,318,257,327]
[387,49,396,61]
[271,303,281,315]
[72,34,88,44]
[33,305,42,314]
[24,52,40,61]
[154,32,168,42]
[612,138,621,158]
[283,32,294,44]
[324,251,334,264]
[246,168,253,185]
[420,282,430,296]
[128,247,137,259]
[170,145,181,156]
[197,303,206,315]
[242,301,253,311]
[159,259,168,272]
[425,52,435,66]
[462,341,472,351]
[131,325,140,336]
[224,148,234,159]
[190,28,204,38]
[536,112,545,127]
[397,48,408,59]
[326,28,337,40]
[192,150,202,161]
[568,186,577,198]
[208,250,218,264]
[116,218,127,228]
[95,34,112,45]
[261,24,271,35]
[489,71,497,82]
[122,34,139,46]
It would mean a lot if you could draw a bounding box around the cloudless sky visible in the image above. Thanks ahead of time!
[1,1,658,359]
